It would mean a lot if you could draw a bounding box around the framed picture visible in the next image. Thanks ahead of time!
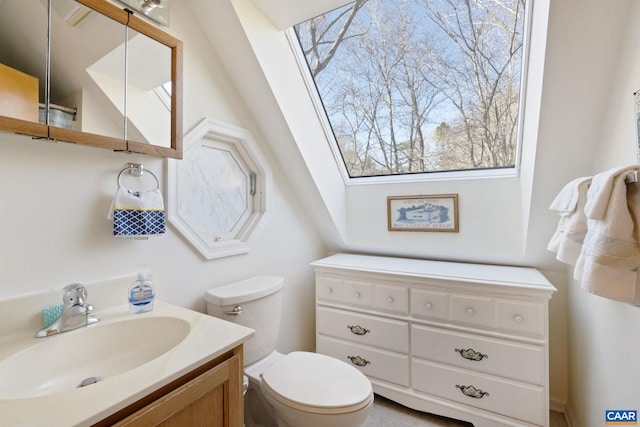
[387,194,459,232]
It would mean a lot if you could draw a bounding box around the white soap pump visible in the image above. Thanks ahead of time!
[128,271,155,314]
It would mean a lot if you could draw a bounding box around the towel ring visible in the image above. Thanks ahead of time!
[117,164,160,190]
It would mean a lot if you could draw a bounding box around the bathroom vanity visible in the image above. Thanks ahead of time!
[0,275,254,427]
[97,346,243,426]
[312,253,556,427]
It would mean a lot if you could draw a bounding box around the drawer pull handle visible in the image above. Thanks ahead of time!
[425,302,433,310]
[513,314,524,323]
[355,291,361,298]
[347,355,371,367]
[456,384,489,399]
[327,287,333,294]
[466,307,475,316]
[387,296,394,303]
[347,325,371,335]
[455,348,488,361]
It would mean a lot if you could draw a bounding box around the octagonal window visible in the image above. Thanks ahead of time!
[167,118,271,259]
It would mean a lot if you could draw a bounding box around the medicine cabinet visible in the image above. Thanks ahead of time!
[0,0,183,158]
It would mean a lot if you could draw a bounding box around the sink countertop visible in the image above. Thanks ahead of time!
[0,301,254,427]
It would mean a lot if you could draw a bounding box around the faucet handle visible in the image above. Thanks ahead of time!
[63,283,88,306]
[63,283,86,291]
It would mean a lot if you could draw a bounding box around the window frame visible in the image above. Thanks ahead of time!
[167,118,271,260]
[286,0,534,184]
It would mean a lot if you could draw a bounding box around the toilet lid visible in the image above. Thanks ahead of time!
[261,352,373,415]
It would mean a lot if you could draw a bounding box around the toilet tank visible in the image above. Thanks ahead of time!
[205,276,284,365]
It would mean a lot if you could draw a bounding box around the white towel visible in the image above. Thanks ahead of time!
[626,183,640,307]
[547,176,592,265]
[549,176,591,214]
[108,187,166,237]
[574,166,640,304]
[584,165,640,220]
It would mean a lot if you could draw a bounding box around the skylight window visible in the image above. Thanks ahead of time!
[154,81,172,110]
[294,0,529,178]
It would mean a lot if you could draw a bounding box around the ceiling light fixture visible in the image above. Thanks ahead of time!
[139,0,167,14]
[115,0,170,26]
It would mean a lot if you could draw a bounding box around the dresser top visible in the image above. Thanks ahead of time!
[312,253,556,292]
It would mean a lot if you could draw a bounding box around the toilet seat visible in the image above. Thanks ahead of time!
[261,351,373,415]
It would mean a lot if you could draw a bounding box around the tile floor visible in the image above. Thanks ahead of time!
[363,394,568,427]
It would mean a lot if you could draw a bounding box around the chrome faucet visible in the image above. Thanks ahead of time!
[35,284,100,338]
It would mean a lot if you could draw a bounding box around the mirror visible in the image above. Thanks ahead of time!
[125,25,174,152]
[49,0,126,150]
[0,0,182,158]
[0,0,48,138]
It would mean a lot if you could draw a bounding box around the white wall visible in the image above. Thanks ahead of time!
[0,1,325,355]
[562,1,640,425]
[344,177,523,262]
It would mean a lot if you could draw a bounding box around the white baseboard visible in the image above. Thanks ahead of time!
[550,397,566,413]
[564,403,579,427]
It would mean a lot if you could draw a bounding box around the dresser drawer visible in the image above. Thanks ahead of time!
[316,276,343,303]
[451,295,494,328]
[317,336,410,386]
[374,284,409,314]
[411,325,544,384]
[343,280,374,307]
[317,307,409,353]
[496,300,545,336]
[411,289,450,321]
[412,359,544,425]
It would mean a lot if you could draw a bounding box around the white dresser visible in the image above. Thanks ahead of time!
[312,253,556,427]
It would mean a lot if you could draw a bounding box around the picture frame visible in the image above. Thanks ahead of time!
[387,194,459,232]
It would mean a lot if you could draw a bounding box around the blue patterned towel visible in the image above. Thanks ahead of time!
[110,187,166,237]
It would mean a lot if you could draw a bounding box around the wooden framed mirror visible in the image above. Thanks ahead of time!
[0,0,49,139]
[0,0,182,158]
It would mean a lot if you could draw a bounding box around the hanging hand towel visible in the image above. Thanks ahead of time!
[583,165,640,220]
[574,166,640,304]
[547,176,592,265]
[626,182,640,307]
[109,186,166,237]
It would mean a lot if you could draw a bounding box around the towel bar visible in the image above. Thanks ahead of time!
[117,163,160,190]
[626,171,639,184]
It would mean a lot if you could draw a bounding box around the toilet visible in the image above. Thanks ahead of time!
[205,276,373,427]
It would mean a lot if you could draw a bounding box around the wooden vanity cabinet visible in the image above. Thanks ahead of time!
[94,346,243,427]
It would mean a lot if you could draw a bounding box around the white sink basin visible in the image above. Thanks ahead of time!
[0,316,190,399]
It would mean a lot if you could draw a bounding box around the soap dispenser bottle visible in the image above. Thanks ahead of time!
[129,272,155,314]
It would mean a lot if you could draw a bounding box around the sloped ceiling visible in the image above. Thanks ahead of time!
[247,0,353,29]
